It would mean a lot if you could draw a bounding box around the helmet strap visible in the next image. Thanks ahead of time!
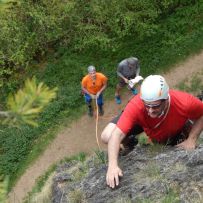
[153,95,171,129]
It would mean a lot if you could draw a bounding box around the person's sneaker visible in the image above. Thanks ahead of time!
[197,90,203,101]
[98,106,104,116]
[88,106,93,117]
[115,96,121,104]
[119,145,134,156]
[119,134,138,156]
[131,88,138,95]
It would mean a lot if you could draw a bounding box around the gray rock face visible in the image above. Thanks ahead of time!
[52,145,203,203]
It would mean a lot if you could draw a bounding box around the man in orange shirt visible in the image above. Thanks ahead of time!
[81,65,108,117]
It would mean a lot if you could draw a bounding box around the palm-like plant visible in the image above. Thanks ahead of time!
[2,77,57,126]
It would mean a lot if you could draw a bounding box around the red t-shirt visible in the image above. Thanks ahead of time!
[117,90,203,143]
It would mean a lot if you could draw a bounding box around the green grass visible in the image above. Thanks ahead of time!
[142,162,161,179]
[176,70,203,94]
[24,166,56,203]
[135,187,180,203]
[93,150,107,166]
[23,152,86,203]
[68,189,86,203]
[134,160,161,184]
[114,186,180,203]
[2,104,86,190]
[134,168,180,203]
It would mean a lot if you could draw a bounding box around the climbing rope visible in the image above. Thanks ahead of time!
[93,98,120,150]
[95,98,101,151]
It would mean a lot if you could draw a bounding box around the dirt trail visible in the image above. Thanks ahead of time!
[9,51,203,203]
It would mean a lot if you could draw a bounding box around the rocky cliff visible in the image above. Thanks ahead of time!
[52,144,203,203]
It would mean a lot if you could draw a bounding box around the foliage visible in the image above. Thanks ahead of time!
[0,0,73,86]
[0,176,8,203]
[71,0,159,52]
[68,189,86,203]
[135,187,180,203]
[72,165,88,182]
[176,71,203,93]
[134,164,180,203]
[142,162,161,179]
[112,183,180,203]
[24,152,86,203]
[4,77,57,126]
[94,150,107,165]
[0,0,200,87]
[74,152,86,162]
[138,133,153,146]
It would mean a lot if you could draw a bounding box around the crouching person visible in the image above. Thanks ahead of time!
[101,75,203,188]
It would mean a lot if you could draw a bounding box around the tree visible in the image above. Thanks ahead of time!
[3,77,57,127]
[0,77,57,202]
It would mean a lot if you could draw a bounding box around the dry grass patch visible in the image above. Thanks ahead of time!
[25,172,54,203]
[68,189,87,203]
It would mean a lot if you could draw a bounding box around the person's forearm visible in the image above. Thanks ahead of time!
[136,66,140,76]
[187,116,203,142]
[117,71,126,81]
[98,84,107,95]
[108,136,120,167]
[82,87,91,95]
[108,128,125,167]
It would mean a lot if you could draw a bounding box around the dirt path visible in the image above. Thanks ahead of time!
[9,51,203,203]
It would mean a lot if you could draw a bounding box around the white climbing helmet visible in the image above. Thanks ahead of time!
[88,65,96,73]
[140,75,169,102]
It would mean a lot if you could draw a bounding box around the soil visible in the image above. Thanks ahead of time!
[8,50,203,203]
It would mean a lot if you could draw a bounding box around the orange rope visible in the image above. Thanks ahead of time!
[95,99,101,151]
[93,98,123,149]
